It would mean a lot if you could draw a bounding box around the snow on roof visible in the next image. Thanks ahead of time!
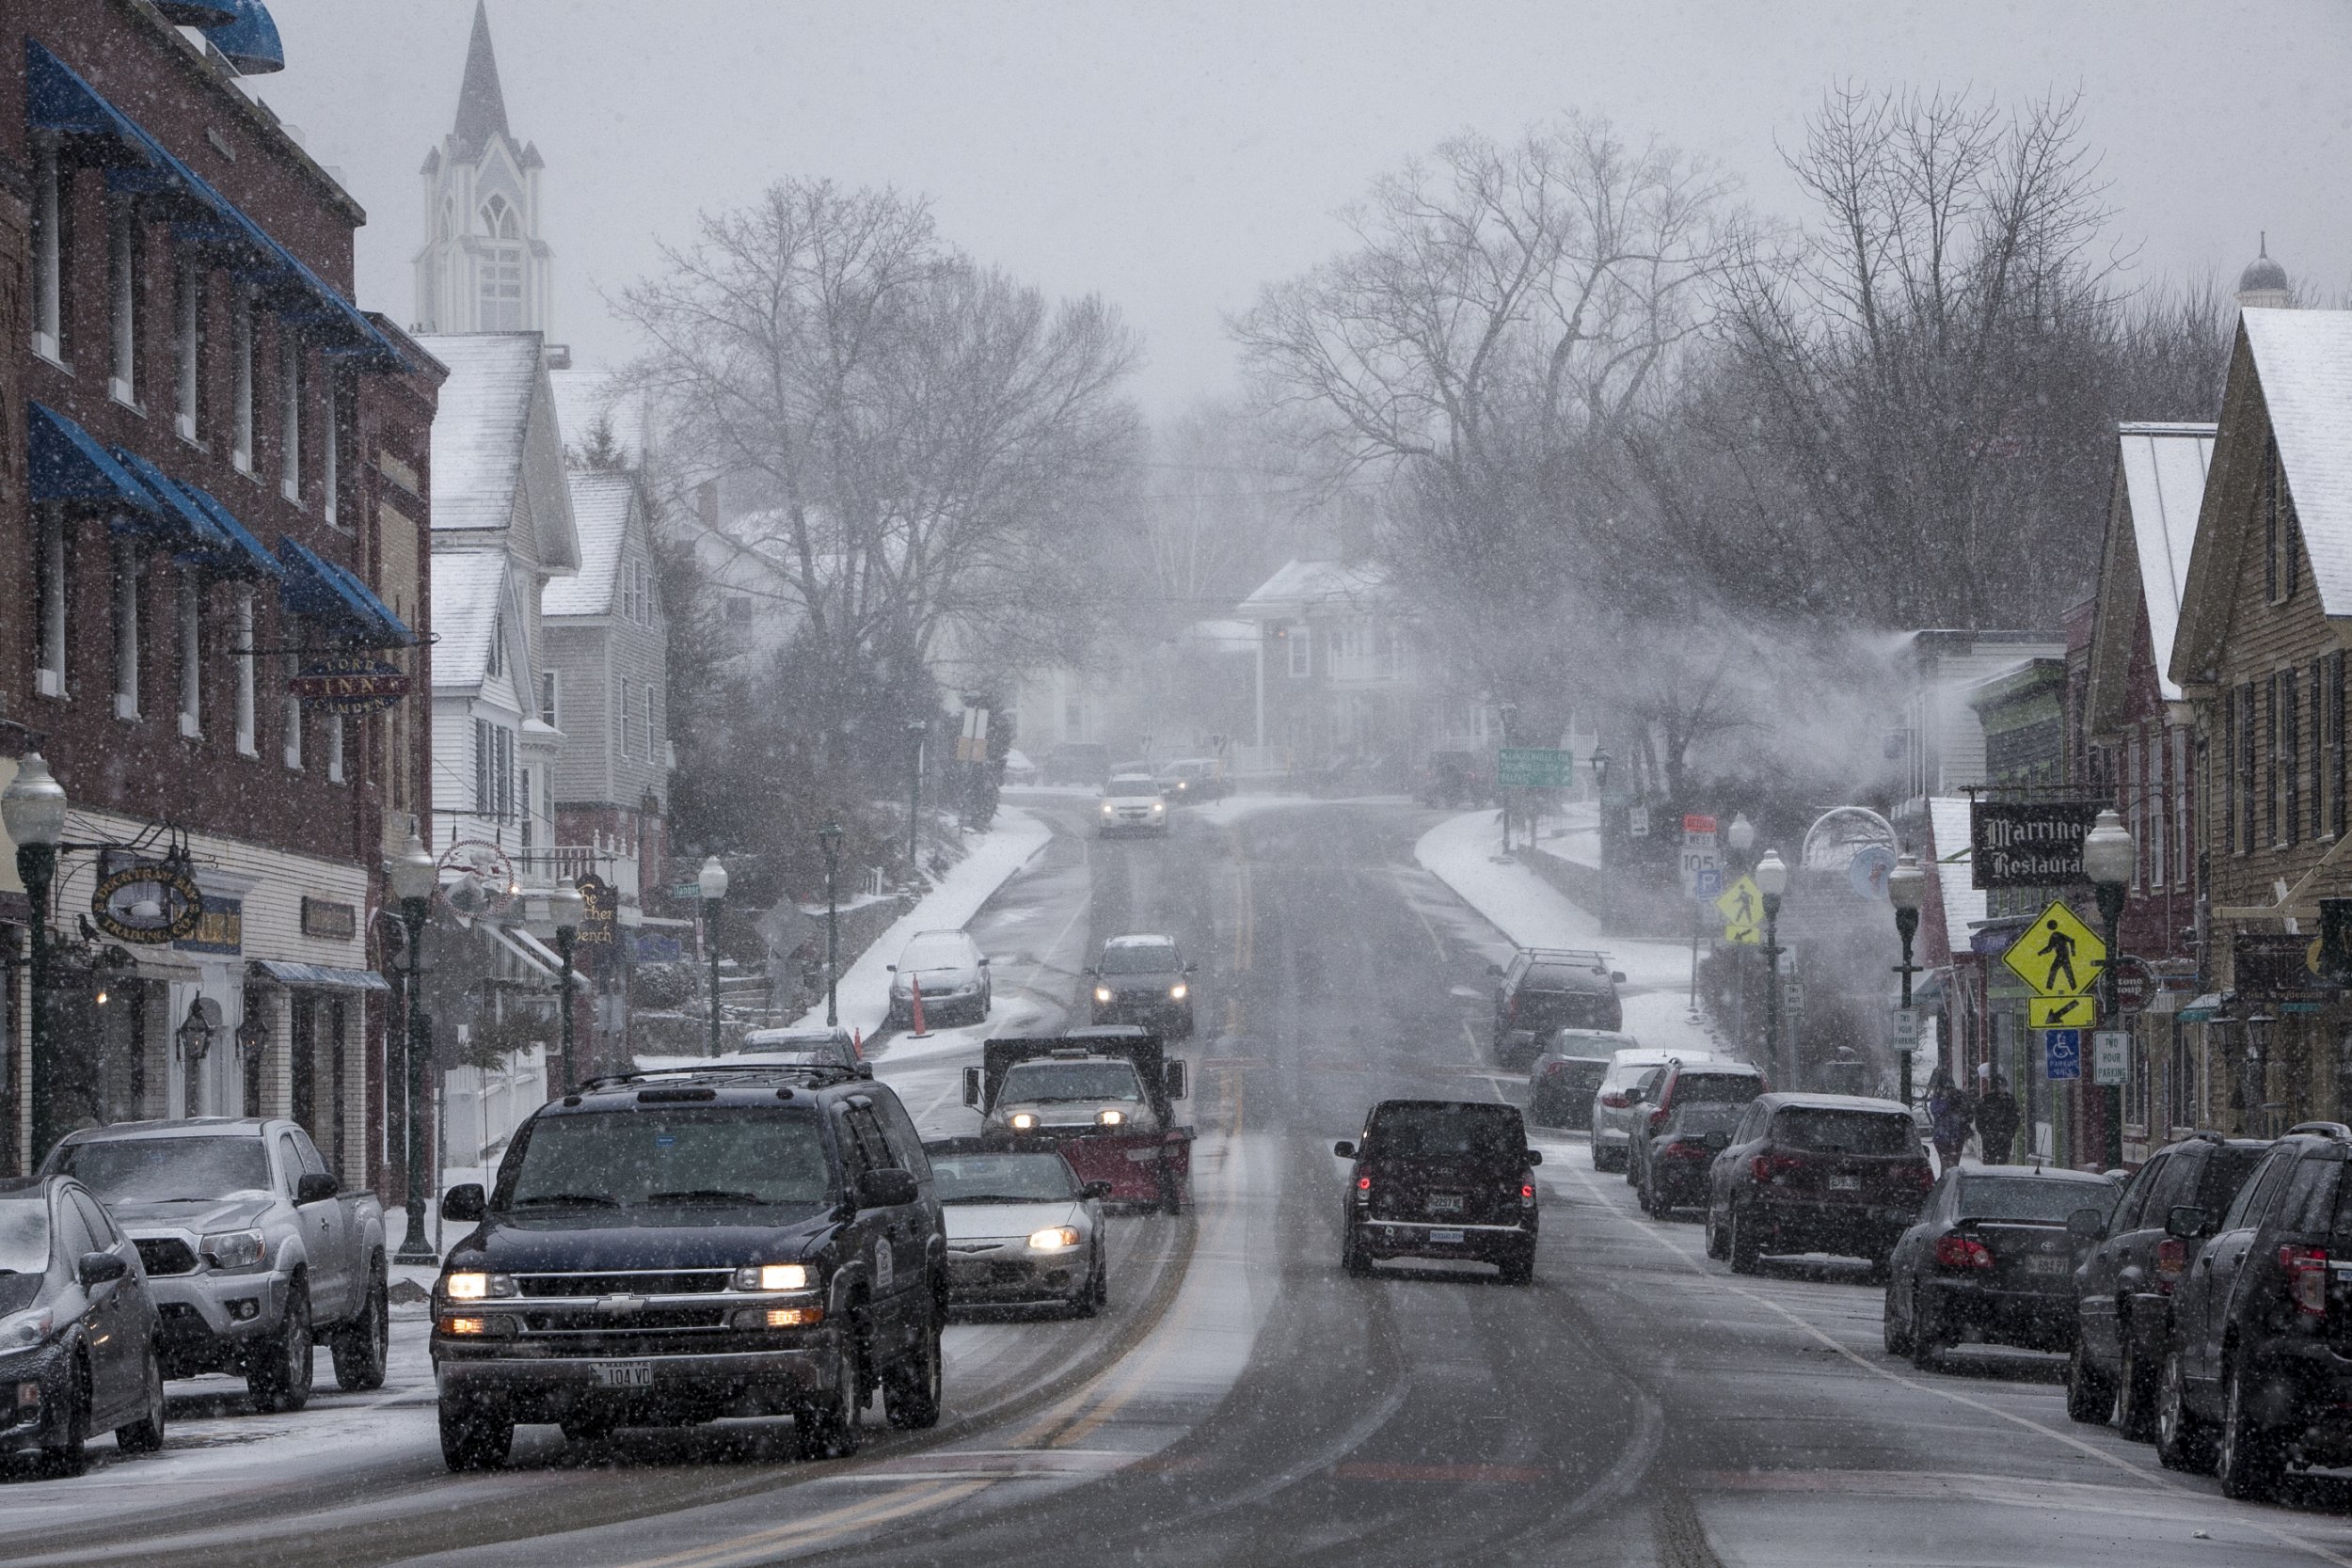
[1925,797,1986,941]
[2244,309,2352,616]
[1185,618,1257,649]
[416,333,541,533]
[2116,422,2216,703]
[546,471,631,617]
[1237,559,1387,616]
[431,548,509,689]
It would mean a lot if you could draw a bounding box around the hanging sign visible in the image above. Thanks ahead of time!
[575,874,618,951]
[90,859,205,945]
[437,840,516,924]
[288,656,410,715]
[1969,799,2100,889]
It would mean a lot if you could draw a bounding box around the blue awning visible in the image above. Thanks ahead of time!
[201,1,284,74]
[109,448,237,557]
[180,485,286,582]
[276,538,415,647]
[28,402,162,516]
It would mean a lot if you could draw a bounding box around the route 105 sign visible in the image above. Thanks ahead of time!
[288,656,410,715]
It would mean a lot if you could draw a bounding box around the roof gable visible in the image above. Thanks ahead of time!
[2088,422,2213,729]
[429,548,510,693]
[417,331,579,574]
[547,471,640,617]
[2245,309,2352,617]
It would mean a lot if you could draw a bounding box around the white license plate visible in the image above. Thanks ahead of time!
[1428,1228,1466,1245]
[2025,1256,2069,1276]
[592,1360,655,1389]
[1828,1175,1861,1193]
[1427,1194,1466,1214]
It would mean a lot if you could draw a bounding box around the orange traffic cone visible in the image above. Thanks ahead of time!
[852,1026,865,1059]
[909,975,929,1037]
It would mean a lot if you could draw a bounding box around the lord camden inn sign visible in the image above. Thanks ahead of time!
[1969,798,2101,890]
[286,655,410,716]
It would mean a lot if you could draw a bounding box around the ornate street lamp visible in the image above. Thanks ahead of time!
[818,820,844,1028]
[547,878,585,1090]
[1756,848,1789,1088]
[1887,851,1928,1109]
[3,753,68,1169]
[698,855,729,1057]
[1726,813,1755,863]
[388,825,439,1265]
[2083,808,2137,1170]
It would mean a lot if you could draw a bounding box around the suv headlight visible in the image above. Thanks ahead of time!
[732,1263,810,1291]
[1169,983,1188,1001]
[1150,800,1165,813]
[1097,1108,1126,1127]
[1094,986,1114,1005]
[200,1228,267,1271]
[1101,801,1115,815]
[1027,1227,1080,1252]
[0,1308,55,1354]
[1009,1112,1039,1132]
[442,1270,518,1301]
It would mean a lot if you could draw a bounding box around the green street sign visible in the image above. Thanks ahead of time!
[1496,747,1572,788]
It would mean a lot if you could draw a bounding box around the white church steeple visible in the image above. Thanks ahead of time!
[413,2,552,338]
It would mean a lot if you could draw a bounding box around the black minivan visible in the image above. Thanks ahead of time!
[1336,1100,1541,1284]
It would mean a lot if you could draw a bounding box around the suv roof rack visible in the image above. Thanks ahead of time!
[2286,1121,2352,1140]
[577,1061,867,1093]
[1518,946,1613,963]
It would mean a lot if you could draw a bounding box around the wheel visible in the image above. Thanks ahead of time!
[333,1266,390,1392]
[1528,1094,1557,1130]
[794,1328,866,1460]
[559,1412,619,1443]
[1883,1284,1914,1358]
[247,1284,315,1414]
[1498,1244,1535,1286]
[1343,1221,1373,1277]
[2154,1348,2217,1474]
[1091,1253,1111,1310]
[1594,1145,1624,1175]
[1908,1288,1942,1370]
[1728,1207,1761,1275]
[2066,1338,2116,1424]
[883,1316,944,1431]
[2117,1335,2158,1442]
[1069,1243,1103,1320]
[115,1342,167,1454]
[2217,1354,2287,1501]
[1158,1166,1184,1216]
[439,1392,515,1471]
[39,1358,89,1477]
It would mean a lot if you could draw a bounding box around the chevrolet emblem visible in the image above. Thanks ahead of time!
[596,1293,646,1316]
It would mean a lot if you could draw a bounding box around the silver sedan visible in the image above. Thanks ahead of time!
[925,1143,1110,1316]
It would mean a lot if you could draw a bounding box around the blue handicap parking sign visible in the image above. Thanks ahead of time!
[2042,1029,2082,1081]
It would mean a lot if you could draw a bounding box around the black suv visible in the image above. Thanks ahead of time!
[1705,1093,1933,1276]
[2065,1131,2269,1439]
[1335,1100,1541,1284]
[2154,1122,2352,1499]
[1488,949,1625,1070]
[429,1062,947,1471]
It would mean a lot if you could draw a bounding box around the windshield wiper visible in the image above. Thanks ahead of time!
[510,1193,623,1209]
[643,1189,768,1206]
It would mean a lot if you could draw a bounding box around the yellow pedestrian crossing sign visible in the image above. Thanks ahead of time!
[2028,995,2098,1030]
[2002,900,2106,998]
[1716,876,1764,937]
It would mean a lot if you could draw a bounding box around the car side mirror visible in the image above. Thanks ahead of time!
[1523,1148,1543,1167]
[1486,962,1504,978]
[442,1182,487,1223]
[961,1066,983,1108]
[2066,1206,2108,1242]
[977,956,991,967]
[1333,1140,1357,1160]
[1184,962,1198,974]
[1703,1131,1731,1152]
[295,1173,338,1206]
[1164,1061,1188,1101]
[2165,1205,2204,1240]
[79,1250,128,1287]
[885,964,898,973]
[857,1168,919,1210]
[1612,971,1627,984]
[1084,1180,1114,1200]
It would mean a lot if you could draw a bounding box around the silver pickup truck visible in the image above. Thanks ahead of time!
[43,1118,388,1412]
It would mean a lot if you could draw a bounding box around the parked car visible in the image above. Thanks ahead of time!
[1883,1165,2119,1369]
[1000,749,1041,787]
[736,1026,871,1078]
[1629,1059,1767,1197]
[1416,749,1492,808]
[0,1176,167,1474]
[1488,948,1624,1071]
[2153,1123,2352,1499]
[1590,1049,1710,1172]
[1634,1101,1743,1217]
[1155,757,1231,803]
[1098,774,1170,837]
[886,928,992,1026]
[1526,1029,1641,1130]
[1086,934,1196,1037]
[1704,1093,1934,1276]
[430,1058,947,1470]
[1043,743,1111,786]
[1335,1100,1540,1284]
[2064,1132,2269,1438]
[44,1118,388,1411]
[925,1140,1111,1315]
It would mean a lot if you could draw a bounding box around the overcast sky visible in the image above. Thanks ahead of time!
[255,0,2351,416]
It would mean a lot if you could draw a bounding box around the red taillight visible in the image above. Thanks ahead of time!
[2280,1244,2330,1317]
[1600,1092,1629,1109]
[1519,1182,1535,1202]
[1646,1109,1669,1133]
[1751,1152,1804,1183]
[1543,1061,1564,1078]
[1902,1162,1936,1191]
[1357,1175,1371,1191]
[1933,1233,1994,1271]
[2153,1237,2186,1292]
[1665,1142,1710,1160]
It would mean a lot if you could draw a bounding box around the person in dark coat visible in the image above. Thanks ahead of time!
[1976,1075,2021,1164]
[1927,1070,1975,1169]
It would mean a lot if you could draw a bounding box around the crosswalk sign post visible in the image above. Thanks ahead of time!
[2001,900,2106,998]
[1716,876,1763,942]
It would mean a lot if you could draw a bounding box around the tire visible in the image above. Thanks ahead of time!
[1091,1254,1111,1310]
[1909,1288,1942,1370]
[1069,1243,1103,1320]
[115,1342,167,1454]
[2217,1354,2287,1501]
[439,1392,514,1471]
[1728,1207,1761,1275]
[1704,1207,1730,1261]
[1343,1221,1373,1277]
[39,1358,89,1478]
[1883,1284,1914,1358]
[247,1284,315,1414]
[333,1266,390,1392]
[1594,1145,1625,1175]
[2117,1335,2158,1442]
[794,1327,866,1461]
[2065,1338,2116,1425]
[1158,1166,1184,1217]
[883,1316,944,1431]
[2155,1348,2217,1474]
[559,1412,619,1443]
[1498,1243,1535,1286]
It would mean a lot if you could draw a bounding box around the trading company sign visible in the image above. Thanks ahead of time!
[287,656,411,715]
[1970,799,2101,889]
[91,858,205,944]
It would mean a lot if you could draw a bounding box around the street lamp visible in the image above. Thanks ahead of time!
[818,820,844,1028]
[547,878,584,1090]
[1887,851,1928,1110]
[698,855,729,1057]
[388,826,438,1265]
[1497,702,1519,854]
[1756,848,1789,1089]
[2,752,67,1169]
[1726,813,1755,862]
[2084,808,2137,1170]
[906,721,929,876]
[1590,747,1615,934]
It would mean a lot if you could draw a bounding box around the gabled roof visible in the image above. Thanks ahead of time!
[546,471,634,617]
[1236,559,1387,617]
[2087,422,2213,730]
[418,333,538,533]
[430,548,510,691]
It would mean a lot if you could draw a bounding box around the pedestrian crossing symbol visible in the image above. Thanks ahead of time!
[2001,900,2106,999]
[1717,876,1764,942]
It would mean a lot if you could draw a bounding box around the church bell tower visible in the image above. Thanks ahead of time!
[412,2,551,338]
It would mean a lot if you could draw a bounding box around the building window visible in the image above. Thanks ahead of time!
[539,670,560,728]
[231,294,255,473]
[178,575,202,739]
[174,256,204,444]
[2280,669,2298,847]
[233,588,256,755]
[322,378,342,527]
[2332,653,2348,841]
[485,610,504,678]
[2127,1028,2151,1132]
[2174,727,2192,881]
[2314,657,2329,842]
[326,714,344,784]
[2167,1017,2198,1132]
[1287,626,1311,678]
[479,196,523,330]
[109,206,142,408]
[2238,682,2259,856]
[643,684,656,761]
[282,652,304,768]
[278,332,302,504]
[113,543,142,721]
[2127,731,2145,890]
[31,144,66,363]
[35,507,68,698]
[473,718,515,817]
[617,676,633,756]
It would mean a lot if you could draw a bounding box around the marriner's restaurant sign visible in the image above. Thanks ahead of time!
[1969,800,2101,890]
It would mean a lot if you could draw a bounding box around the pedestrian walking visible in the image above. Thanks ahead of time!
[1927,1070,1974,1170]
[1977,1075,2020,1165]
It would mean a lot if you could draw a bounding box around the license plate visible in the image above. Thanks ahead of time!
[1427,1194,1466,1214]
[1429,1228,1466,1245]
[2025,1256,2069,1276]
[592,1360,655,1389]
[1829,1175,1861,1193]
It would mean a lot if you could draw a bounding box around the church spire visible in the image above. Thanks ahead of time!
[451,1,510,163]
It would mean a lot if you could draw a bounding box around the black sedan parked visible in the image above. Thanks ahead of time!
[0,1176,167,1475]
[1882,1165,2119,1369]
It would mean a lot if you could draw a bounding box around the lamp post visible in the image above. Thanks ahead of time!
[1756,848,1788,1089]
[2083,808,2136,1170]
[698,855,729,1057]
[547,878,584,1090]
[906,721,929,876]
[1726,813,1755,1060]
[388,827,438,1265]
[1497,702,1519,854]
[1591,748,1613,932]
[1888,851,1927,1111]
[3,752,68,1171]
[818,820,843,1028]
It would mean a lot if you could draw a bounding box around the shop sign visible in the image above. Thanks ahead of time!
[1969,799,2101,889]
[287,656,410,715]
[574,875,618,974]
[173,893,243,955]
[438,840,517,923]
[91,857,204,944]
[2235,931,2334,997]
[300,897,358,942]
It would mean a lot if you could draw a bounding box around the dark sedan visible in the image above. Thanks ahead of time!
[0,1177,167,1475]
[1883,1166,2119,1369]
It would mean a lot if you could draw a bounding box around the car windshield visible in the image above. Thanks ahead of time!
[901,939,969,969]
[1601,1061,1667,1089]
[1675,1074,1763,1105]
[1553,1034,1635,1060]
[1105,779,1160,798]
[1772,1108,1915,1156]
[0,1199,49,1275]
[57,1137,272,1202]
[1959,1177,2115,1223]
[930,1153,1079,1203]
[1001,1062,1146,1103]
[1101,945,1178,975]
[1522,965,1601,990]
[500,1109,832,1209]
[1367,1103,1525,1162]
